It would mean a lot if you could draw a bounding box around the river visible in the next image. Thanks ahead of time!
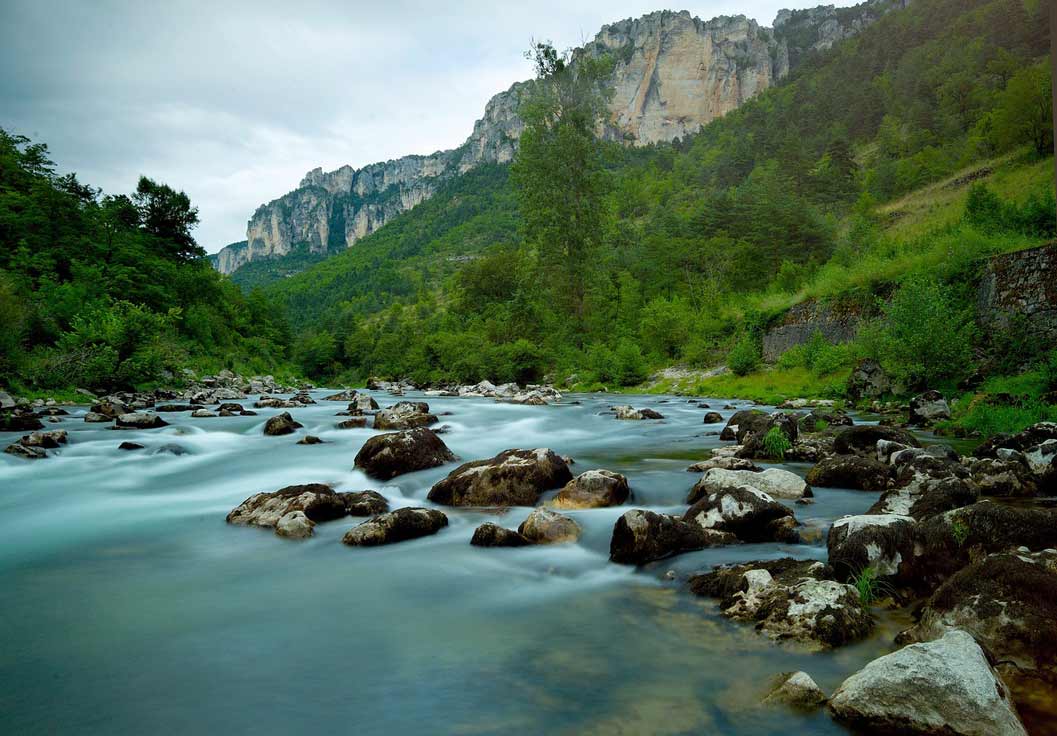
[0,389,909,735]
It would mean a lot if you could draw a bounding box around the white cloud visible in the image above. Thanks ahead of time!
[0,0,856,252]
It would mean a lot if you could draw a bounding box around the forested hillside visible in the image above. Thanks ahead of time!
[258,0,1053,399]
[0,131,294,395]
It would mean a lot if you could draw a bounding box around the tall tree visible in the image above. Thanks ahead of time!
[132,176,203,261]
[511,42,613,339]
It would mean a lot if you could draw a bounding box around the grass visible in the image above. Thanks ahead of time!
[851,566,883,606]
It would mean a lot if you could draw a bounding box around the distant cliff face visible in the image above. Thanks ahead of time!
[215,1,907,275]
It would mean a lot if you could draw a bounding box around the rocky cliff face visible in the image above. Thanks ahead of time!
[215,0,908,275]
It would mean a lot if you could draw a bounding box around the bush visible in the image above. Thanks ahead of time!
[728,334,761,376]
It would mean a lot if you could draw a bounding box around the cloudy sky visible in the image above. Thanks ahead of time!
[0,0,854,252]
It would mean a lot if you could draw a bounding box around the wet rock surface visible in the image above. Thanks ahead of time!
[427,448,571,507]
[342,507,448,547]
[354,428,456,480]
[684,486,799,543]
[610,509,733,565]
[687,467,810,503]
[263,412,302,436]
[552,469,630,509]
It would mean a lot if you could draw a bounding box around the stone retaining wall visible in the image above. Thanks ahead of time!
[976,242,1057,346]
[762,299,865,362]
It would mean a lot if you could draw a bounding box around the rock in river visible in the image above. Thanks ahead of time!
[263,411,302,436]
[518,508,581,544]
[761,671,827,710]
[373,401,437,430]
[832,425,919,456]
[805,455,892,491]
[114,412,168,430]
[354,428,456,480]
[609,509,733,564]
[612,405,664,420]
[828,629,1027,736]
[683,486,799,543]
[342,507,448,547]
[275,510,315,539]
[227,483,348,530]
[470,522,531,547]
[687,467,810,503]
[427,448,572,507]
[340,490,390,516]
[552,469,630,509]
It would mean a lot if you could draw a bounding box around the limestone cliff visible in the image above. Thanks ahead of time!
[215,0,908,275]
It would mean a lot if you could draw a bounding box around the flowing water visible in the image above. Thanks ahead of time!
[0,391,909,735]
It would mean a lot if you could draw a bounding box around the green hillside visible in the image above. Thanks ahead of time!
[256,0,1052,405]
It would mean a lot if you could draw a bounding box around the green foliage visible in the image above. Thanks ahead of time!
[965,182,1056,237]
[761,426,792,461]
[875,275,976,389]
[851,566,883,606]
[0,129,294,392]
[991,62,1054,156]
[728,334,761,377]
[951,519,970,547]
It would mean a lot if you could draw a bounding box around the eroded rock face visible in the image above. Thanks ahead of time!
[828,630,1028,736]
[552,469,630,509]
[470,522,531,547]
[373,401,437,431]
[263,412,302,436]
[427,448,572,507]
[688,467,810,503]
[342,507,448,546]
[609,509,733,564]
[354,428,456,480]
[806,455,892,491]
[684,486,798,542]
[227,483,347,529]
[690,559,872,649]
[518,508,581,544]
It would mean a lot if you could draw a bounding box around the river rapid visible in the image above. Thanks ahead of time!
[1,390,911,735]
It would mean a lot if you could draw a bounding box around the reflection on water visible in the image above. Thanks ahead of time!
[0,391,902,734]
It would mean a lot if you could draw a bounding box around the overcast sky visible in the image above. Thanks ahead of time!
[0,0,855,252]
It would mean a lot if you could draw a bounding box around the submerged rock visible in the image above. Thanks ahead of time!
[470,522,531,547]
[828,630,1027,736]
[518,508,581,544]
[342,507,448,546]
[610,509,733,564]
[227,483,347,529]
[761,671,827,710]
[118,441,144,451]
[263,412,302,436]
[552,469,630,509]
[687,467,810,503]
[373,401,437,430]
[683,486,798,543]
[354,428,456,480]
[427,448,572,507]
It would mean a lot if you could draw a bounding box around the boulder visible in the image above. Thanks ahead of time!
[336,417,368,429]
[845,358,892,400]
[723,410,770,443]
[805,455,892,491]
[899,552,1057,700]
[703,412,724,424]
[155,403,197,412]
[354,428,456,480]
[342,507,448,546]
[470,522,531,547]
[296,435,324,445]
[275,511,315,539]
[552,469,630,509]
[975,422,1057,458]
[263,412,302,436]
[226,483,348,529]
[761,671,827,710]
[686,456,761,473]
[118,441,144,451]
[683,486,798,543]
[91,399,129,418]
[114,412,168,430]
[217,403,245,413]
[833,425,919,456]
[968,457,1039,497]
[690,559,872,649]
[869,451,977,520]
[427,448,572,507]
[4,443,46,459]
[827,513,918,582]
[83,412,111,423]
[609,509,734,564]
[518,508,581,544]
[828,630,1027,736]
[612,405,664,420]
[339,490,390,516]
[798,408,852,433]
[688,467,810,503]
[322,389,361,402]
[191,409,216,418]
[19,430,67,449]
[738,412,800,459]
[1,413,45,430]
[373,401,437,430]
[908,390,951,426]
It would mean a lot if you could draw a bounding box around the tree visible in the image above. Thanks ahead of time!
[511,41,614,341]
[132,176,204,260]
[991,64,1053,156]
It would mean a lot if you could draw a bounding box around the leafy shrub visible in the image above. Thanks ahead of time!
[728,334,761,376]
[761,426,792,461]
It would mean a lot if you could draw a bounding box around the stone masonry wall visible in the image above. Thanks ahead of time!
[762,298,865,362]
[976,242,1057,347]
